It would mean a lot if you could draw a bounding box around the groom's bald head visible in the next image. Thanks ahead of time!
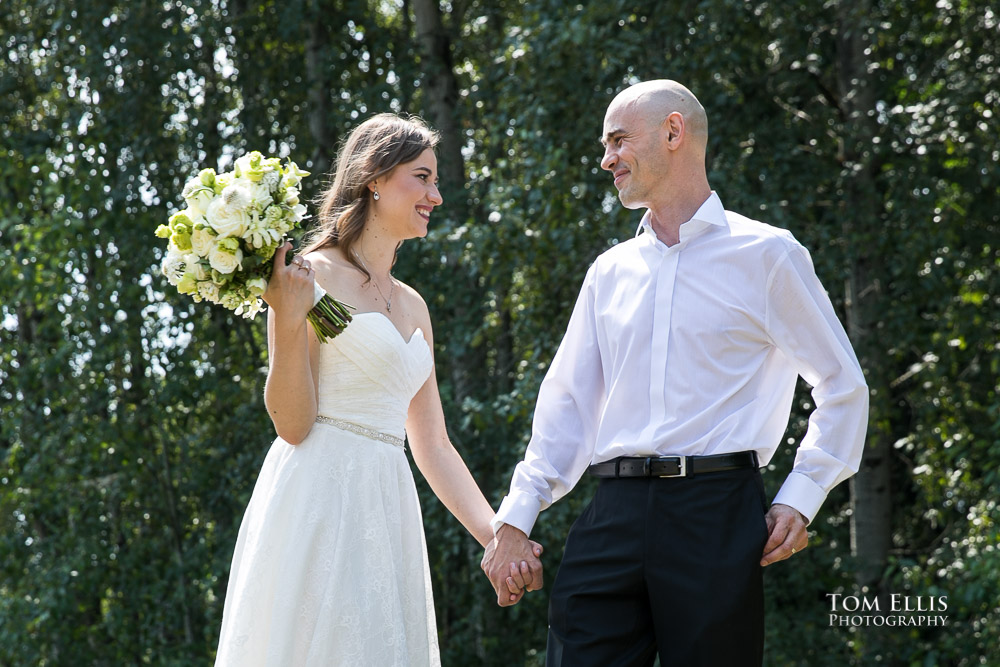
[608,80,709,155]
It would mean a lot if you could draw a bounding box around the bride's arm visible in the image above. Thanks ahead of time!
[405,297,542,602]
[262,243,321,444]
[404,300,496,548]
[406,333,495,547]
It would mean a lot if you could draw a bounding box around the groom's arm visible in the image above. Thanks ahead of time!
[484,265,606,605]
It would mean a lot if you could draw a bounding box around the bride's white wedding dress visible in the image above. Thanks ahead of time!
[215,312,440,666]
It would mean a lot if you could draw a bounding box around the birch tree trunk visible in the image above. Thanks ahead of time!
[305,0,334,176]
[835,0,892,591]
[410,0,485,410]
[411,0,465,205]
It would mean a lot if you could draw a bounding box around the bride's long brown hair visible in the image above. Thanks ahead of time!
[302,113,439,282]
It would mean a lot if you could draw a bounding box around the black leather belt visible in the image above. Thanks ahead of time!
[587,451,758,478]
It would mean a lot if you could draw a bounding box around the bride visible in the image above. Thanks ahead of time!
[214,113,541,666]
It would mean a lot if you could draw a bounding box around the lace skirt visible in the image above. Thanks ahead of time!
[215,420,440,666]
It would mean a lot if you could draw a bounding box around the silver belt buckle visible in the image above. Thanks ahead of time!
[658,455,688,478]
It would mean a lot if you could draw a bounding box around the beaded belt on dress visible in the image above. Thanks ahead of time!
[315,415,406,450]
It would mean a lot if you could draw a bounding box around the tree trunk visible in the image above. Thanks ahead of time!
[305,0,334,176]
[835,0,892,591]
[410,0,484,406]
[410,0,465,209]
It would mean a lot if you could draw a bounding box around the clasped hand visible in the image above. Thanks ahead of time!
[481,524,544,607]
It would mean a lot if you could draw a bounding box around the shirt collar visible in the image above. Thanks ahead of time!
[635,191,728,243]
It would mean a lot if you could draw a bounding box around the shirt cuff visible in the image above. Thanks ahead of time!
[491,493,542,538]
[771,471,827,525]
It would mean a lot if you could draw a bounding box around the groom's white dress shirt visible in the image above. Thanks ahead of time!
[494,192,869,537]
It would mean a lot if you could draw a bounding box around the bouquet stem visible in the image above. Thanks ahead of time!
[308,293,354,343]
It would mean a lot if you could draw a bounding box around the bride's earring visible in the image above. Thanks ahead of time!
[373,187,380,201]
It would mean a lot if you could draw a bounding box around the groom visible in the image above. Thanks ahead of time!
[481,80,869,665]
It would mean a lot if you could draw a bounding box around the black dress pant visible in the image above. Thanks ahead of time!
[546,467,768,667]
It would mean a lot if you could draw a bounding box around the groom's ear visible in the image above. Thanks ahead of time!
[662,112,685,148]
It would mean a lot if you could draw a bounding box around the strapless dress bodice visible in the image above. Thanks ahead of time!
[315,312,433,441]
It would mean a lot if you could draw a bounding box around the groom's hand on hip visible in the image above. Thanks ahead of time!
[481,524,544,607]
[760,503,809,566]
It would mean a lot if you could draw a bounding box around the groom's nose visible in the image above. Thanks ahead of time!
[600,146,617,172]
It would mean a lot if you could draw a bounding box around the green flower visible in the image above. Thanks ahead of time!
[236,151,268,182]
[285,160,310,179]
[247,277,268,297]
[199,168,217,187]
[167,211,194,250]
[217,236,240,253]
[263,205,284,225]
[171,231,193,251]
[214,172,233,194]
[259,243,278,261]
[177,273,199,295]
[169,211,194,234]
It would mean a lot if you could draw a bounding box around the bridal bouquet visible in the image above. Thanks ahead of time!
[156,151,353,342]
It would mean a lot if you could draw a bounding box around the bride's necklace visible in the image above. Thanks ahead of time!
[355,251,395,313]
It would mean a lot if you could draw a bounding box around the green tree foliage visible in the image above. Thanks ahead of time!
[1,1,996,664]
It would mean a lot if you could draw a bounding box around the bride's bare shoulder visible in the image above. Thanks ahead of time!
[394,280,432,328]
[305,246,362,296]
[303,245,342,264]
[394,279,425,309]
[304,247,351,275]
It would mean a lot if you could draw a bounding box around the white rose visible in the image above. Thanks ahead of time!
[182,179,215,216]
[209,244,243,274]
[190,227,215,257]
[205,198,250,238]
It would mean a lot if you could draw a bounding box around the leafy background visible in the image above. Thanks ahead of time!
[1,1,997,664]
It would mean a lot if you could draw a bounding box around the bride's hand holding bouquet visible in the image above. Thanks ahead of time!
[261,241,320,326]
